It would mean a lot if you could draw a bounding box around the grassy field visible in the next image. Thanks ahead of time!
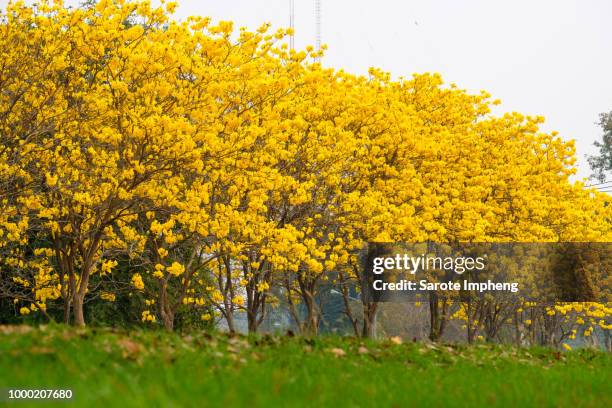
[0,325,610,407]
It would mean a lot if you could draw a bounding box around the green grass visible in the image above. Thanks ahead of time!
[0,325,610,407]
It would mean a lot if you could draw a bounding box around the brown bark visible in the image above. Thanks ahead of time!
[362,301,378,338]
[244,259,270,333]
[428,293,448,341]
[339,277,359,336]
[73,292,85,326]
[297,272,319,336]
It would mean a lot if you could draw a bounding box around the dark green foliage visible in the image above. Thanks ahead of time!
[588,112,612,183]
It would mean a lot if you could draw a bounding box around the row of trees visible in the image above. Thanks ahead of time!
[364,242,610,348]
[0,1,610,343]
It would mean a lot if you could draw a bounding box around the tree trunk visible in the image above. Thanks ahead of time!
[362,302,378,338]
[340,281,359,337]
[63,299,71,325]
[428,293,448,341]
[245,283,265,333]
[296,273,319,336]
[73,292,85,327]
[247,313,258,333]
[161,312,174,331]
[247,302,266,333]
[159,281,175,331]
[225,306,236,334]
[302,294,319,336]
[70,234,100,327]
[284,277,302,334]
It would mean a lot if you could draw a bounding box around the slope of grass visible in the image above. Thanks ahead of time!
[0,325,610,407]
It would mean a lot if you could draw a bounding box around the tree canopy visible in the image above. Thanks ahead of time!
[0,1,610,344]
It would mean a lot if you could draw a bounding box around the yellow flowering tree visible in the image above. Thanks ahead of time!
[0,0,609,343]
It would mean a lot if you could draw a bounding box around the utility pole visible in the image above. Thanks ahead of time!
[314,0,321,56]
[290,1,322,58]
[289,0,295,50]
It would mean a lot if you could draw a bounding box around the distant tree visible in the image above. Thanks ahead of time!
[80,0,98,8]
[588,112,612,183]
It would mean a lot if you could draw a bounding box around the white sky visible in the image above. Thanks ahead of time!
[3,0,611,180]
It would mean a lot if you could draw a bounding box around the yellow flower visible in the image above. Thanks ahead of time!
[256,281,270,293]
[45,173,58,187]
[211,291,224,303]
[100,260,118,275]
[100,292,116,302]
[131,273,144,290]
[166,262,185,277]
[141,310,156,323]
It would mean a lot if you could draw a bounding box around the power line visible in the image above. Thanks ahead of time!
[586,180,612,187]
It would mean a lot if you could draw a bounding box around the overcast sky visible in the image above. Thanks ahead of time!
[3,0,611,180]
